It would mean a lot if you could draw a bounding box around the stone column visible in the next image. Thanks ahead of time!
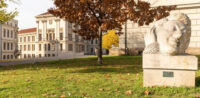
[42,20,47,41]
[36,21,39,41]
[55,19,60,40]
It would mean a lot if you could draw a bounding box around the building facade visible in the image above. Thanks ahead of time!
[85,40,98,55]
[18,28,37,59]
[18,12,85,59]
[0,20,18,59]
[85,39,108,55]
[118,0,200,55]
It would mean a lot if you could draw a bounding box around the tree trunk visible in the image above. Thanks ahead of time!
[98,27,103,64]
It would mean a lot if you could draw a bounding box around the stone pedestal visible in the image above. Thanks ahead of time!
[143,54,198,87]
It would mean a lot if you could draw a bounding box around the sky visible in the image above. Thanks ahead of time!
[7,0,54,30]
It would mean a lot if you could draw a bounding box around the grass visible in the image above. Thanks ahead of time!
[0,55,200,97]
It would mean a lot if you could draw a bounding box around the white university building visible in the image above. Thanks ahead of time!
[18,12,86,59]
[118,0,200,55]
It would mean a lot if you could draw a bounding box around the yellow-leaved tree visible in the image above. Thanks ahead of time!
[102,30,119,50]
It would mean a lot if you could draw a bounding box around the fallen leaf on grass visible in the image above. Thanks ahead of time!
[2,80,9,84]
[195,94,200,98]
[42,94,47,96]
[113,80,117,83]
[144,90,151,95]
[82,93,87,97]
[98,88,105,91]
[125,90,132,95]
[152,85,157,88]
[60,94,65,98]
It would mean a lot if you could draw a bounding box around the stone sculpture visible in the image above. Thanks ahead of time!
[143,13,191,55]
[142,13,198,87]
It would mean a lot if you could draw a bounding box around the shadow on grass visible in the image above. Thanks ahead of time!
[0,56,142,73]
[0,88,8,92]
[70,65,142,74]
[196,76,200,87]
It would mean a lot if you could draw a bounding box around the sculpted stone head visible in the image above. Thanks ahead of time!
[143,13,191,55]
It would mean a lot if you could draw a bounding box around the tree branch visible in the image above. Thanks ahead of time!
[86,0,101,25]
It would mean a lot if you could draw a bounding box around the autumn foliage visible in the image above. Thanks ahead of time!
[102,30,119,50]
[49,0,176,64]
[0,0,18,23]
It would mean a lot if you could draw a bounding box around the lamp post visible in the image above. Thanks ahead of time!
[125,21,128,55]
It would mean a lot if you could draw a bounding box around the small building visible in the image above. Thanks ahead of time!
[0,19,18,59]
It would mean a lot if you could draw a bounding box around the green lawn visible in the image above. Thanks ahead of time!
[0,56,200,98]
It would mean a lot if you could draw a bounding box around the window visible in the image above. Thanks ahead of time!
[91,48,94,54]
[44,44,47,51]
[3,43,6,50]
[7,43,9,50]
[11,31,13,38]
[7,55,9,59]
[68,34,72,41]
[53,33,55,40]
[20,37,22,42]
[32,36,35,42]
[39,44,41,51]
[24,54,27,59]
[91,40,93,44]
[11,55,13,59]
[28,36,30,42]
[3,55,6,59]
[7,30,9,38]
[24,37,26,42]
[48,44,51,51]
[60,33,63,40]
[39,34,42,41]
[11,43,13,50]
[24,45,26,51]
[49,20,52,24]
[20,45,22,50]
[32,54,35,58]
[60,44,63,51]
[96,40,98,44]
[48,54,51,57]
[82,45,85,51]
[32,44,35,51]
[52,44,55,51]
[52,54,55,57]
[28,54,31,58]
[3,29,6,37]
[49,33,52,40]
[46,34,49,40]
[75,35,79,42]
[39,54,41,58]
[28,45,31,51]
[68,44,73,51]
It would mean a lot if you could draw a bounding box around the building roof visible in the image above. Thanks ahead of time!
[18,28,36,34]
[39,12,51,15]
[36,9,59,17]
